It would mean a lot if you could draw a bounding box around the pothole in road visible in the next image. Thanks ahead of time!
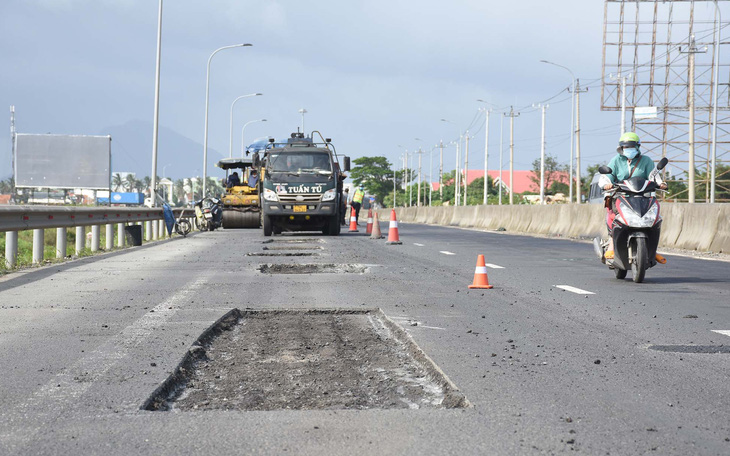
[648,345,730,354]
[143,309,468,411]
[262,239,324,244]
[246,252,320,257]
[262,245,323,251]
[257,263,367,274]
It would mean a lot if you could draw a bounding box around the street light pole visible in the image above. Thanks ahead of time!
[241,119,267,157]
[150,0,163,208]
[229,93,262,158]
[440,119,461,205]
[202,43,251,197]
[540,60,576,203]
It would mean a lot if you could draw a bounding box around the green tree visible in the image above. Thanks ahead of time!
[111,173,124,192]
[349,156,396,205]
[529,154,567,195]
[124,174,137,192]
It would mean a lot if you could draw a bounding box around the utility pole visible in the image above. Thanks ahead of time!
[482,109,490,205]
[455,137,461,206]
[573,80,588,204]
[150,0,163,208]
[464,131,470,205]
[10,105,15,184]
[505,107,520,205]
[680,35,706,204]
[610,73,632,135]
[497,113,505,206]
[539,104,549,205]
[416,148,423,206]
[439,140,444,201]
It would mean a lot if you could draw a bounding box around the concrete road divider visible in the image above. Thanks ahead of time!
[379,203,730,254]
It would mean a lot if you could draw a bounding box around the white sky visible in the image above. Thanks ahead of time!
[1,0,709,182]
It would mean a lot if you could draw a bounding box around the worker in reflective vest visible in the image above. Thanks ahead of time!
[352,185,365,224]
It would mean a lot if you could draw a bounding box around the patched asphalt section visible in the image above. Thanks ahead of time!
[648,345,730,354]
[262,238,324,244]
[246,252,320,257]
[257,263,367,274]
[143,309,468,411]
[262,245,323,251]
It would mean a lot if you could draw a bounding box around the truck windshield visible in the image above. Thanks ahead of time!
[268,152,332,175]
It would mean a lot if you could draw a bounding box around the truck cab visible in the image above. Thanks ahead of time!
[258,132,349,236]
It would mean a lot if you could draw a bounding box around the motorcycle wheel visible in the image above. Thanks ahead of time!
[263,214,272,237]
[631,237,648,283]
[176,220,191,237]
[614,268,627,280]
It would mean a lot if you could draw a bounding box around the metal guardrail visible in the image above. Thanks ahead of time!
[1,205,194,268]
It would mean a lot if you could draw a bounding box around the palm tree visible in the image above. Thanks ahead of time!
[112,173,124,192]
[125,174,137,192]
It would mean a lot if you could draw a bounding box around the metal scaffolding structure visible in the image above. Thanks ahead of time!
[602,0,730,202]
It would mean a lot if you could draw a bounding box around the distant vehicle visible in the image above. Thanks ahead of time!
[258,131,350,236]
[587,173,604,204]
[99,192,145,206]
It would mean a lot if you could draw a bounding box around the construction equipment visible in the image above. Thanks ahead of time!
[216,157,261,228]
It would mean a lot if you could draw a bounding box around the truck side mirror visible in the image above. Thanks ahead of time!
[598,165,612,174]
[342,156,350,172]
[657,157,669,171]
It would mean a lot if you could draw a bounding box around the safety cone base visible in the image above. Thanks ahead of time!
[468,283,493,289]
[385,240,402,245]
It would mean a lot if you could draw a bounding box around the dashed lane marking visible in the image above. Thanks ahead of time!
[439,251,456,255]
[712,330,730,338]
[555,285,596,295]
[414,243,425,246]
[485,263,504,269]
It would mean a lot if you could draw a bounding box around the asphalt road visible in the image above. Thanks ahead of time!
[0,220,728,455]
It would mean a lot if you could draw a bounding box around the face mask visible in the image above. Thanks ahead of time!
[623,147,639,160]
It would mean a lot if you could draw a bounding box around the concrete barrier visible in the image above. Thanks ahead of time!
[379,203,730,253]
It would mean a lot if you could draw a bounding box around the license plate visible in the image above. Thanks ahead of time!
[293,205,307,213]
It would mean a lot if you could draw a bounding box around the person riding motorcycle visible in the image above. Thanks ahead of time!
[599,132,668,260]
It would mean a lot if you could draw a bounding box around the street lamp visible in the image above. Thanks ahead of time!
[202,43,252,197]
[229,93,262,158]
[540,59,576,203]
[241,119,267,157]
[150,0,163,208]
[441,119,461,205]
[477,99,498,205]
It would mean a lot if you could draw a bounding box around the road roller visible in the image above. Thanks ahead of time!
[216,157,261,228]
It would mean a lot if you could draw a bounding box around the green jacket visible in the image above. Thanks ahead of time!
[602,154,661,185]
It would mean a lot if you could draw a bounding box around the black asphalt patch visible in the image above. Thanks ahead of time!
[143,309,468,411]
[246,252,320,257]
[262,238,324,244]
[648,345,730,354]
[257,263,367,274]
[262,245,323,251]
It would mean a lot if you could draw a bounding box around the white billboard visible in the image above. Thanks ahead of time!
[14,134,111,190]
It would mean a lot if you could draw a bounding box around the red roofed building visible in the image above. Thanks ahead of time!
[431,169,569,194]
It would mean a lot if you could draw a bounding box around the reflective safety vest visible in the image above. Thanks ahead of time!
[353,189,365,203]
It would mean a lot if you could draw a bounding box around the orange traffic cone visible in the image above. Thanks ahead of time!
[468,254,493,289]
[370,211,384,239]
[348,207,359,232]
[385,209,402,245]
[365,208,373,234]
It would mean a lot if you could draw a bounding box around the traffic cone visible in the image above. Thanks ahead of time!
[348,207,359,232]
[468,254,493,289]
[385,209,402,245]
[365,208,373,234]
[370,211,384,239]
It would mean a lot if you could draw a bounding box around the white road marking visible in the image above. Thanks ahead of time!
[414,243,425,246]
[485,263,504,269]
[712,330,730,338]
[440,251,456,255]
[555,285,595,295]
[390,316,446,331]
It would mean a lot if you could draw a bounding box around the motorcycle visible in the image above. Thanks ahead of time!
[593,157,668,283]
[194,197,222,231]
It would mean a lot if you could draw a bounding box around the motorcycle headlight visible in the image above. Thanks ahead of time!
[321,188,336,202]
[620,201,658,228]
[263,188,279,202]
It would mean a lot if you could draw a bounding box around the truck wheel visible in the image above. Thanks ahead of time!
[326,216,340,236]
[263,214,272,237]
